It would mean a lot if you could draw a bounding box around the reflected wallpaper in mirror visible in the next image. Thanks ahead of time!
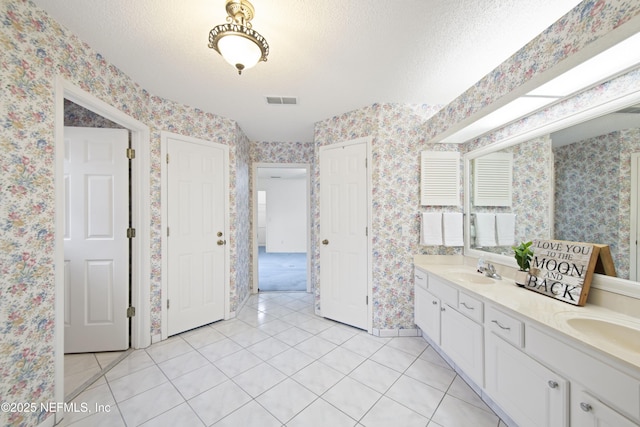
[470,110,640,280]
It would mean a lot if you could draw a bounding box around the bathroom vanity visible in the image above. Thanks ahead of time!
[414,255,640,427]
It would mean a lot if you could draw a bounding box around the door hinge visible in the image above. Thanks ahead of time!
[167,227,170,237]
[126,306,136,318]
[167,299,170,309]
[126,148,136,159]
[365,226,368,237]
[166,153,170,164]
[127,228,136,238]
[365,158,368,168]
[366,295,369,305]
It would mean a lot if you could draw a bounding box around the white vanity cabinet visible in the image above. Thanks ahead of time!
[485,306,568,427]
[414,262,640,427]
[414,269,441,344]
[440,300,484,385]
[414,268,484,386]
[527,325,640,427]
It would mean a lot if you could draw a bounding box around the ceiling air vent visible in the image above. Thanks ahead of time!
[266,96,298,105]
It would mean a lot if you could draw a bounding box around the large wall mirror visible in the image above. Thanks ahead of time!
[464,67,640,294]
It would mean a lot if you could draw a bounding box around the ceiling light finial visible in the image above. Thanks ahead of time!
[208,0,269,75]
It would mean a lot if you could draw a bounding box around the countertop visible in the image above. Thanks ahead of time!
[414,255,640,372]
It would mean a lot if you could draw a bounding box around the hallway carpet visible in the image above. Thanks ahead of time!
[258,246,307,292]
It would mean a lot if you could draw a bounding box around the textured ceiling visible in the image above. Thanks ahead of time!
[32,0,582,142]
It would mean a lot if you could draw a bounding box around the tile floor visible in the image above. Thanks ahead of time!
[61,292,507,426]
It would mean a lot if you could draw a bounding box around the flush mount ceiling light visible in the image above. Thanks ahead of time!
[208,0,269,75]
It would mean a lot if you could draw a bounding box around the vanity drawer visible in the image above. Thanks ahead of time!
[486,305,523,347]
[527,325,640,421]
[428,275,458,307]
[414,269,428,290]
[458,292,483,323]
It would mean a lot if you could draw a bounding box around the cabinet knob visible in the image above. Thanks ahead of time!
[432,301,438,305]
[547,380,558,389]
[580,402,592,412]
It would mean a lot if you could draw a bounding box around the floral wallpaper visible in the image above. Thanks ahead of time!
[554,128,640,280]
[63,99,121,128]
[471,135,553,254]
[1,1,248,426]
[2,0,640,425]
[314,103,467,329]
[249,141,315,293]
[426,0,640,140]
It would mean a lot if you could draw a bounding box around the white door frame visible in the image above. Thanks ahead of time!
[251,163,312,293]
[54,77,151,412]
[319,137,373,333]
[160,131,231,341]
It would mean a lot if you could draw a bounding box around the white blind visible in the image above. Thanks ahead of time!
[420,151,460,206]
[474,152,513,206]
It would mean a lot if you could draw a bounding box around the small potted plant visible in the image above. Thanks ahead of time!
[512,241,533,287]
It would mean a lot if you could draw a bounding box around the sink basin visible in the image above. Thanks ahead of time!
[564,317,640,353]
[454,272,495,285]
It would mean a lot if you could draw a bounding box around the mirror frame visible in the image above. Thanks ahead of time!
[463,78,640,298]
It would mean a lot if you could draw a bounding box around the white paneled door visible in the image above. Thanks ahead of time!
[319,141,369,330]
[64,127,130,353]
[167,136,227,336]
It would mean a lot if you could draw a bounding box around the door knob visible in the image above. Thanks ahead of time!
[322,239,329,245]
[217,239,226,246]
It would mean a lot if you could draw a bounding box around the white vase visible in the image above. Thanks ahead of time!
[515,270,528,287]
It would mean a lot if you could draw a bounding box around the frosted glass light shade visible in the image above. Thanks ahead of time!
[218,35,262,71]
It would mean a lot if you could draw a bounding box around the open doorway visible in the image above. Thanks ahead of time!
[253,164,311,292]
[54,78,151,416]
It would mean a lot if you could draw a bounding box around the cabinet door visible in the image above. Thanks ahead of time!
[572,390,639,427]
[485,333,568,427]
[415,286,441,344]
[441,304,483,385]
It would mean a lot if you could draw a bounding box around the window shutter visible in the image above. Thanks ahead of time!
[420,151,460,206]
[474,152,513,206]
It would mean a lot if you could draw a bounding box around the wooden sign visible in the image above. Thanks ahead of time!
[525,239,615,306]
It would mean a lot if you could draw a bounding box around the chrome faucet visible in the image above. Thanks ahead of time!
[484,263,502,280]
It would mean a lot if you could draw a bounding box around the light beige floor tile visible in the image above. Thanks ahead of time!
[431,394,500,427]
[232,362,287,397]
[118,382,184,426]
[171,364,227,400]
[246,336,291,360]
[446,375,491,412]
[198,338,243,362]
[404,358,456,392]
[188,380,252,425]
[145,337,192,364]
[157,350,209,379]
[255,378,318,423]
[108,365,167,402]
[214,348,262,377]
[360,396,429,427]
[105,350,155,381]
[294,335,337,359]
[341,334,387,358]
[319,347,366,375]
[323,377,381,421]
[288,398,357,427]
[273,326,313,346]
[385,375,445,418]
[139,402,204,427]
[348,360,401,394]
[370,345,417,373]
[292,360,345,395]
[266,347,315,376]
[386,337,429,357]
[213,401,281,427]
